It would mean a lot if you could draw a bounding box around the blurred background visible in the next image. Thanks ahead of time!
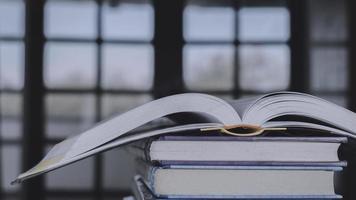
[0,0,354,199]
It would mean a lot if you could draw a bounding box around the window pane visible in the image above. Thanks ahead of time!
[239,45,290,92]
[45,147,94,190]
[45,0,97,38]
[102,44,154,90]
[0,0,24,37]
[0,42,24,90]
[2,145,21,192]
[46,94,96,139]
[184,5,234,41]
[184,45,234,90]
[309,0,347,42]
[44,43,97,89]
[238,7,290,41]
[101,94,152,119]
[1,94,22,139]
[103,148,136,190]
[310,47,348,92]
[102,1,154,40]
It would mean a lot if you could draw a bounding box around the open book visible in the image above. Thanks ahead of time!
[13,91,356,183]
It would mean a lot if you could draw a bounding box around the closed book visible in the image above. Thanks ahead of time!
[131,175,342,200]
[135,164,343,199]
[126,136,347,166]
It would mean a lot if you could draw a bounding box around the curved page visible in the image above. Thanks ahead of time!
[244,92,356,136]
[14,93,239,183]
[14,123,223,183]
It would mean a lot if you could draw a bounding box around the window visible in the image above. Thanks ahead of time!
[43,0,154,199]
[0,0,25,197]
[183,0,291,99]
[308,0,348,106]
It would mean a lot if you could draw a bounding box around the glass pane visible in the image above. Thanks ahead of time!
[44,43,97,89]
[45,147,94,189]
[1,94,22,139]
[184,5,234,41]
[0,42,24,90]
[309,0,347,42]
[0,0,24,37]
[102,44,154,90]
[101,94,152,119]
[238,7,290,41]
[45,0,97,38]
[310,47,348,91]
[46,94,96,139]
[2,145,21,192]
[102,1,154,40]
[239,45,290,92]
[184,45,234,90]
[102,148,136,190]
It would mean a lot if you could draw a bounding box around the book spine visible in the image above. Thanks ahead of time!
[124,138,155,163]
[132,175,158,200]
[158,194,342,199]
[157,160,348,167]
[138,164,344,198]
[134,159,160,195]
[158,136,348,143]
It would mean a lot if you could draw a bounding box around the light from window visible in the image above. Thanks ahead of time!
[101,44,154,90]
[0,0,24,37]
[102,2,154,40]
[238,45,290,92]
[44,43,97,89]
[184,5,235,41]
[238,7,290,42]
[0,42,24,90]
[184,45,234,90]
[45,0,97,38]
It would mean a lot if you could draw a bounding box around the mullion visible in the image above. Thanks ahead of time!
[93,0,103,199]
[46,37,152,45]
[0,60,2,198]
[233,1,241,98]
[186,40,287,45]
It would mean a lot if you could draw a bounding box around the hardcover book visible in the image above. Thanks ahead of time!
[127,136,347,166]
[135,165,343,199]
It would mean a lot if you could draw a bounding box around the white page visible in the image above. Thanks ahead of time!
[65,93,239,159]
[244,92,356,136]
[13,123,223,183]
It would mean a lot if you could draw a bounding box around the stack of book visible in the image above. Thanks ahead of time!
[130,135,347,199]
[13,92,356,199]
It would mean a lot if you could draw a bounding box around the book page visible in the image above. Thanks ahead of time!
[14,93,240,182]
[244,92,356,137]
[14,123,223,183]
